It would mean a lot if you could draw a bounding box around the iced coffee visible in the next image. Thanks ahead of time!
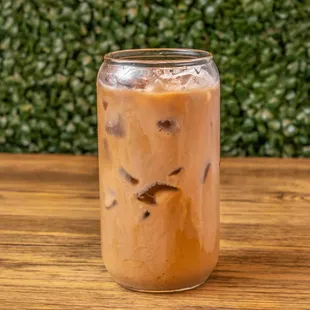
[97,49,220,292]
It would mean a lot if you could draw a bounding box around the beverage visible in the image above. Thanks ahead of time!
[97,49,220,292]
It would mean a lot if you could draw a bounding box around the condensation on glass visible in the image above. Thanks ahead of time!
[97,49,220,292]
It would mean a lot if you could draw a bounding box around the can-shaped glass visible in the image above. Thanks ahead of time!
[97,49,220,292]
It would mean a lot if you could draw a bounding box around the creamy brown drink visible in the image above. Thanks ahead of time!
[97,49,220,292]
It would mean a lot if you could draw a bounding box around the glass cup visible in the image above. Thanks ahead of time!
[97,49,220,292]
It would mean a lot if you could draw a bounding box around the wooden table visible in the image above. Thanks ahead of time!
[0,154,309,310]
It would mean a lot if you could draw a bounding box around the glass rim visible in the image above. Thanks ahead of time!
[104,48,213,67]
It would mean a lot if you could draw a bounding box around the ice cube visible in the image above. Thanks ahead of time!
[105,113,125,137]
[136,182,179,205]
[157,118,179,134]
[142,210,151,220]
[157,65,216,91]
[168,167,183,176]
[115,67,151,89]
[102,100,108,110]
[104,188,117,209]
[144,78,165,92]
[119,166,139,185]
[202,162,211,184]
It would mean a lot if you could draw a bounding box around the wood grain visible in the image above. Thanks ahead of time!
[0,154,309,310]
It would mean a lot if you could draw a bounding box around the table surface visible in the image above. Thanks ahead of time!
[0,154,309,310]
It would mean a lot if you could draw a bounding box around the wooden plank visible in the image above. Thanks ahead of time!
[0,154,309,310]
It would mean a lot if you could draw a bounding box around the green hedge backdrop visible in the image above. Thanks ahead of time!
[1,0,309,156]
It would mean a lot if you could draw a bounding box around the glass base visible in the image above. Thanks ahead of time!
[118,277,209,293]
